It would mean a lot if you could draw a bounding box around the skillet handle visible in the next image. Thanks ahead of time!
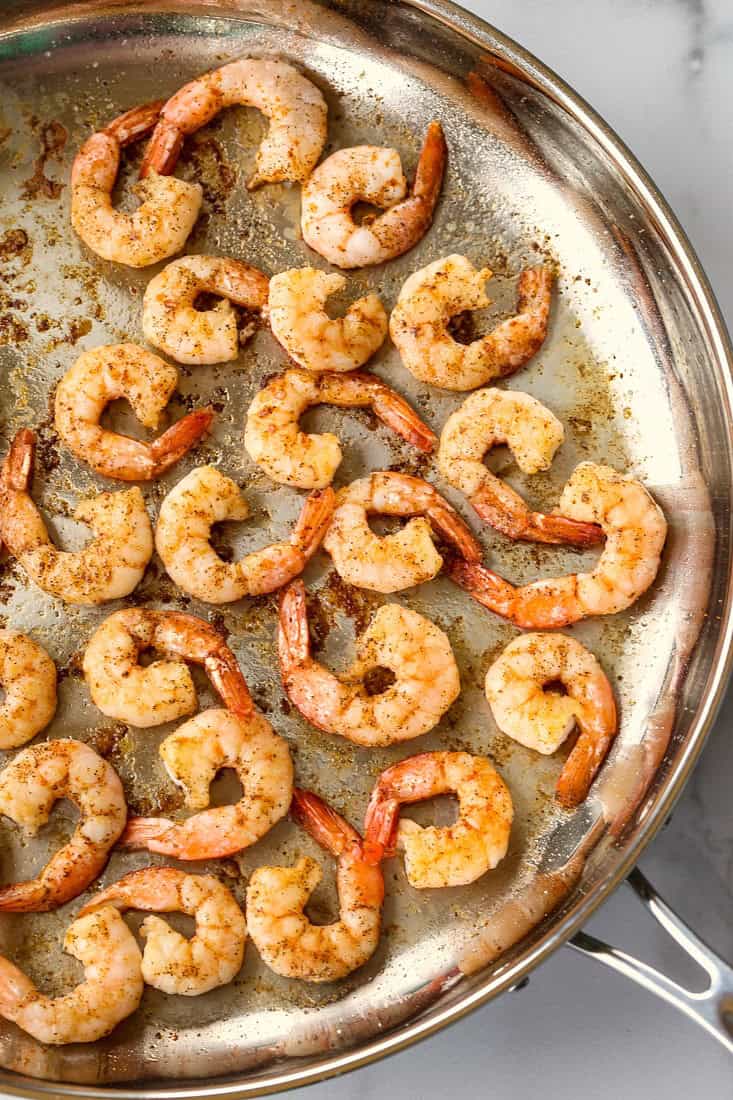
[568,867,733,1053]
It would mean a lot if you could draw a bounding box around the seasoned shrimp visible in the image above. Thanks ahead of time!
[390,256,554,391]
[54,343,213,481]
[142,255,269,366]
[247,789,383,981]
[485,632,617,809]
[438,387,603,546]
[301,122,446,268]
[0,630,56,750]
[279,580,459,746]
[155,466,334,604]
[71,100,201,267]
[140,58,327,188]
[83,607,254,728]
[121,707,293,860]
[244,369,436,489]
[0,429,153,605]
[80,867,246,996]
[364,751,513,888]
[323,471,481,593]
[268,268,388,373]
[0,740,126,911]
[448,463,668,628]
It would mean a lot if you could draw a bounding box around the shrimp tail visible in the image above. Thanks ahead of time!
[471,486,604,547]
[0,881,51,912]
[426,499,482,563]
[556,715,618,810]
[119,817,175,853]
[369,384,437,454]
[1,428,35,493]
[412,120,447,212]
[148,406,214,473]
[444,555,519,620]
[362,787,400,865]
[105,100,165,146]
[278,579,311,672]
[290,486,335,559]
[291,788,362,858]
[205,651,255,720]
[139,119,184,178]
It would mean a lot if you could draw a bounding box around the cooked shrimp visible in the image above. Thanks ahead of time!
[390,256,554,391]
[71,100,201,268]
[140,58,327,188]
[0,906,143,1044]
[485,632,617,809]
[247,789,383,981]
[120,707,293,860]
[0,630,56,750]
[438,387,603,546]
[0,740,127,911]
[323,471,481,593]
[301,122,447,268]
[244,369,436,489]
[54,343,213,481]
[80,867,246,996]
[142,255,269,366]
[0,429,153,606]
[447,463,668,628]
[83,607,254,728]
[364,751,513,888]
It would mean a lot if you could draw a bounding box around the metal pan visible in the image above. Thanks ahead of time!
[0,0,730,1095]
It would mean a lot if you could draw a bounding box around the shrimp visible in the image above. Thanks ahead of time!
[83,607,254,728]
[71,100,201,268]
[120,707,293,860]
[389,255,554,391]
[154,466,334,604]
[279,580,459,746]
[54,343,213,481]
[485,632,617,809]
[142,255,269,366]
[323,471,481,593]
[140,58,327,188]
[0,630,57,750]
[244,369,436,489]
[0,429,153,606]
[447,463,668,628]
[268,268,388,373]
[0,740,127,911]
[300,121,447,268]
[363,751,513,888]
[438,387,603,546]
[79,867,246,996]
[247,789,383,981]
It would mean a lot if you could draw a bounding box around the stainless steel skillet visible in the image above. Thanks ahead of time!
[0,0,730,1094]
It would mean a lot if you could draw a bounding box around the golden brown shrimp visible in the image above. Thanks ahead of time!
[0,630,56,750]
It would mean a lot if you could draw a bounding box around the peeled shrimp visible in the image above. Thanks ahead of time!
[0,740,126,911]
[155,466,334,604]
[390,256,554,391]
[323,471,481,593]
[244,369,436,489]
[364,751,513,888]
[71,100,201,268]
[0,429,153,605]
[301,121,447,268]
[0,630,56,750]
[142,255,269,366]
[485,632,617,808]
[121,707,293,860]
[247,789,383,981]
[80,867,246,996]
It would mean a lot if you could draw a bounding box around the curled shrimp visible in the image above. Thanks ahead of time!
[485,632,617,809]
[390,255,554,391]
[0,428,153,606]
[142,255,269,366]
[247,789,384,981]
[120,707,294,860]
[155,466,334,604]
[244,368,436,489]
[438,387,603,546]
[71,100,202,268]
[83,607,253,728]
[279,580,460,746]
[268,268,388,373]
[54,343,213,481]
[301,121,447,268]
[79,867,246,996]
[0,630,56,750]
[447,462,668,628]
[0,740,127,911]
[323,471,481,593]
[140,58,327,188]
[364,751,513,888]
